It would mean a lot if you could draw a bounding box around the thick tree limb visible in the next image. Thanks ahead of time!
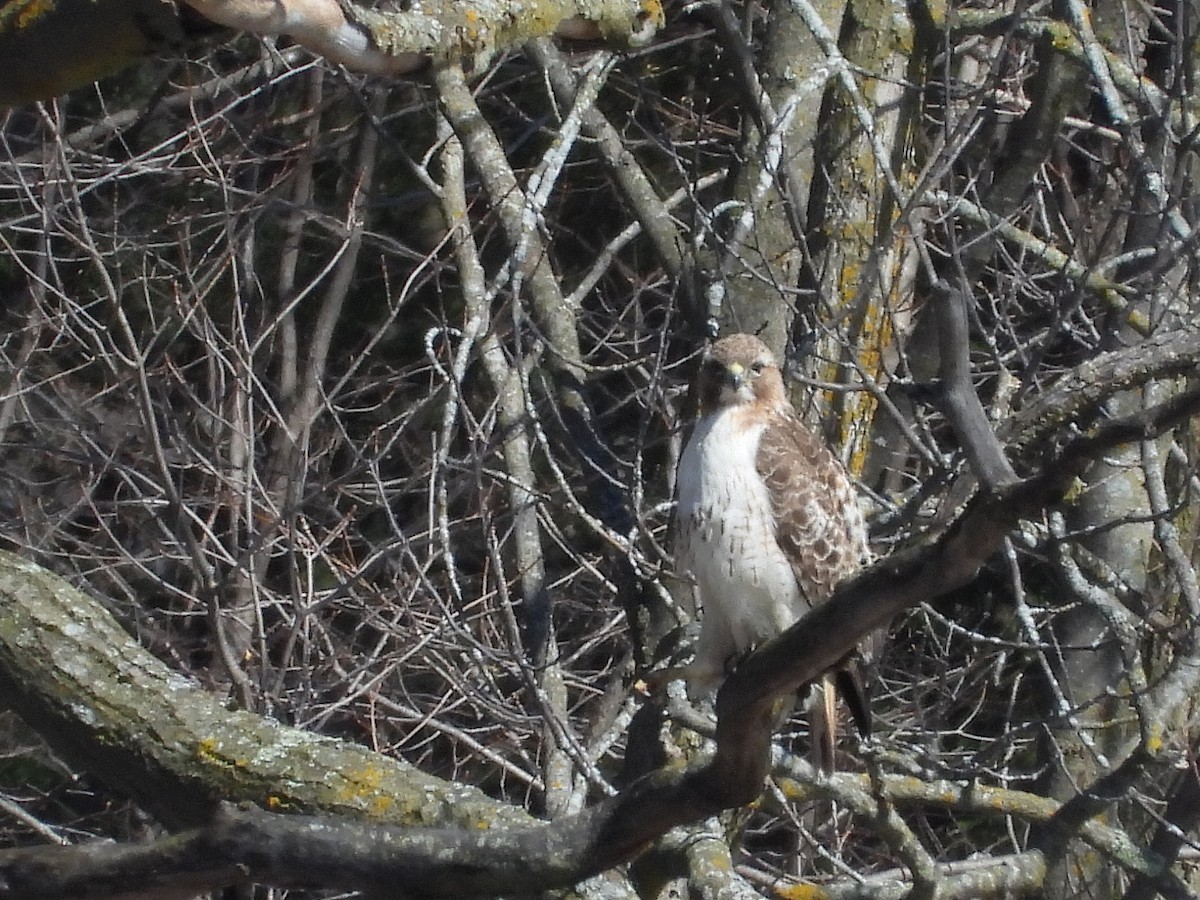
[0,0,664,107]
[1003,323,1200,462]
[931,282,1018,490]
[0,551,534,834]
[816,851,1047,899]
[182,0,663,74]
[781,768,1163,878]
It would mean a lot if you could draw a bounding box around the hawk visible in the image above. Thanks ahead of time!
[673,333,871,769]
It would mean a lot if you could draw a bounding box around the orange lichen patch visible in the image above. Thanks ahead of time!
[844,296,893,476]
[775,883,830,900]
[195,736,250,769]
[334,763,395,817]
[195,736,222,762]
[1145,723,1165,754]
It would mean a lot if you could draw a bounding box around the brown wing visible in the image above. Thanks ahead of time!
[755,412,867,605]
[756,411,872,767]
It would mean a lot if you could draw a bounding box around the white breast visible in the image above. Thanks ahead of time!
[675,409,803,674]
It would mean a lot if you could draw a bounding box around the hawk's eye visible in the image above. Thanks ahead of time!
[750,361,766,375]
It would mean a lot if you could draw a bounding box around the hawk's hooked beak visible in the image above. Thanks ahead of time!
[724,361,745,386]
[719,361,749,400]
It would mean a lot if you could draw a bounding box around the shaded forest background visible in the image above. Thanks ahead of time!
[0,0,1198,897]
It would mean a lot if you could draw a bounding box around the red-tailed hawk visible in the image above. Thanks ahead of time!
[673,333,871,768]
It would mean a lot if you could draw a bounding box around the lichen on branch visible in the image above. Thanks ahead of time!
[183,0,664,75]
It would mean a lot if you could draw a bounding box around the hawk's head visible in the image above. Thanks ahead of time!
[695,333,787,414]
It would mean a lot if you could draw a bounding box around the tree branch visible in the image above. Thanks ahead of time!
[183,0,664,74]
[931,282,1018,490]
[0,0,665,107]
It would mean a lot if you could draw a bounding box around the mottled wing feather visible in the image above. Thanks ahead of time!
[756,411,873,764]
[755,412,867,607]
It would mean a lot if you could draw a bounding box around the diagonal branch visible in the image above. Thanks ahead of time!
[931,282,1018,490]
